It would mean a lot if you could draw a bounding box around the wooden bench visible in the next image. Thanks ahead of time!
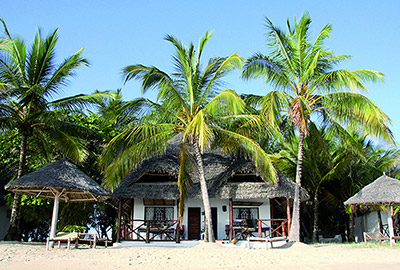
[78,233,98,248]
[46,232,79,250]
[364,232,400,243]
[247,236,288,249]
[363,232,388,242]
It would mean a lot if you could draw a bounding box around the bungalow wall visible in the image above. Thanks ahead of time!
[354,211,389,242]
[132,198,271,240]
[0,206,10,240]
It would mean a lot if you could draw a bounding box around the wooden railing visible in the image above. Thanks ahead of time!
[229,218,288,240]
[120,219,181,243]
[257,219,288,238]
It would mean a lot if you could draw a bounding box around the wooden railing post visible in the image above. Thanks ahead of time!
[258,220,262,237]
[117,198,122,242]
[229,199,233,242]
[176,219,181,243]
[286,198,291,235]
[146,221,150,243]
[282,221,287,236]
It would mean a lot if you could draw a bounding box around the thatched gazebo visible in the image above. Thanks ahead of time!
[5,159,109,244]
[344,174,400,245]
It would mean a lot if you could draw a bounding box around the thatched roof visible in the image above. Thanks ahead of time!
[344,174,400,206]
[5,159,109,202]
[112,143,309,201]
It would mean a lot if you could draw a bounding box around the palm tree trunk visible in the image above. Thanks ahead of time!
[193,140,215,243]
[4,133,27,241]
[312,191,319,242]
[289,130,305,242]
[349,211,355,242]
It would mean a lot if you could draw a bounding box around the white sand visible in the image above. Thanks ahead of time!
[0,241,399,270]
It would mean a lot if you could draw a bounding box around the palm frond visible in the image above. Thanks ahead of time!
[319,92,394,143]
[213,127,277,184]
[177,142,195,218]
[101,123,175,189]
[50,91,111,112]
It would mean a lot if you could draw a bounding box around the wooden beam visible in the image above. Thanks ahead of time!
[117,198,122,242]
[286,198,292,235]
[270,199,274,219]
[49,194,60,248]
[229,198,233,242]
[388,205,395,246]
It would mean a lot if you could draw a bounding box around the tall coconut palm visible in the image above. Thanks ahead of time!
[0,19,107,240]
[242,13,393,242]
[101,32,277,242]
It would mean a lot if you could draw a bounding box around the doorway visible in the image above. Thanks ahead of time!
[188,207,201,240]
[212,207,218,239]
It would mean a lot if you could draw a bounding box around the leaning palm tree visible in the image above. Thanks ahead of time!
[242,13,393,242]
[0,19,107,240]
[101,32,277,242]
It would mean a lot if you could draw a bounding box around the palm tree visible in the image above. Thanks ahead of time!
[242,13,393,242]
[0,19,107,240]
[101,32,277,242]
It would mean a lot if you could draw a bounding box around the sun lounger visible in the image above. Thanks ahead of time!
[247,236,288,249]
[46,232,79,250]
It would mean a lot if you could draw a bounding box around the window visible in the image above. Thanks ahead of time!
[145,207,174,221]
[233,208,259,228]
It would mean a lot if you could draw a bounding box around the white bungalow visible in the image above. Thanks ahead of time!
[112,139,308,244]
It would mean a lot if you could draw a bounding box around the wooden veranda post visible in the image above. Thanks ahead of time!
[145,221,150,243]
[117,198,122,242]
[176,219,181,243]
[176,199,181,243]
[229,199,233,242]
[286,198,292,235]
[49,193,60,248]
[387,205,395,246]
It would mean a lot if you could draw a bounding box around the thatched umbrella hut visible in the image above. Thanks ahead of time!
[5,159,109,244]
[344,174,400,245]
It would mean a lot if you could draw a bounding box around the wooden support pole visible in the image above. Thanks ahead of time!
[176,198,182,243]
[130,199,134,220]
[229,198,233,242]
[258,219,262,238]
[286,198,292,235]
[130,199,134,240]
[388,205,395,246]
[146,221,150,243]
[270,198,274,219]
[176,219,181,243]
[116,198,122,242]
[282,221,287,236]
[49,194,60,248]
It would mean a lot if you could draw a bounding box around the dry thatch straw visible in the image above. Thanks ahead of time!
[5,159,109,202]
[344,174,400,206]
[112,143,309,201]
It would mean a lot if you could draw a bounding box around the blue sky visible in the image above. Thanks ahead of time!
[2,1,400,144]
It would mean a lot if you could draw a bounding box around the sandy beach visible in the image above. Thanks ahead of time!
[0,241,399,270]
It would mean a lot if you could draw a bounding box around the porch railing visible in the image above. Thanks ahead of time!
[120,219,181,243]
[229,218,288,240]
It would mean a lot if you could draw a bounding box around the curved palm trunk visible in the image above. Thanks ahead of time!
[193,141,215,243]
[289,131,305,242]
[4,133,27,241]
